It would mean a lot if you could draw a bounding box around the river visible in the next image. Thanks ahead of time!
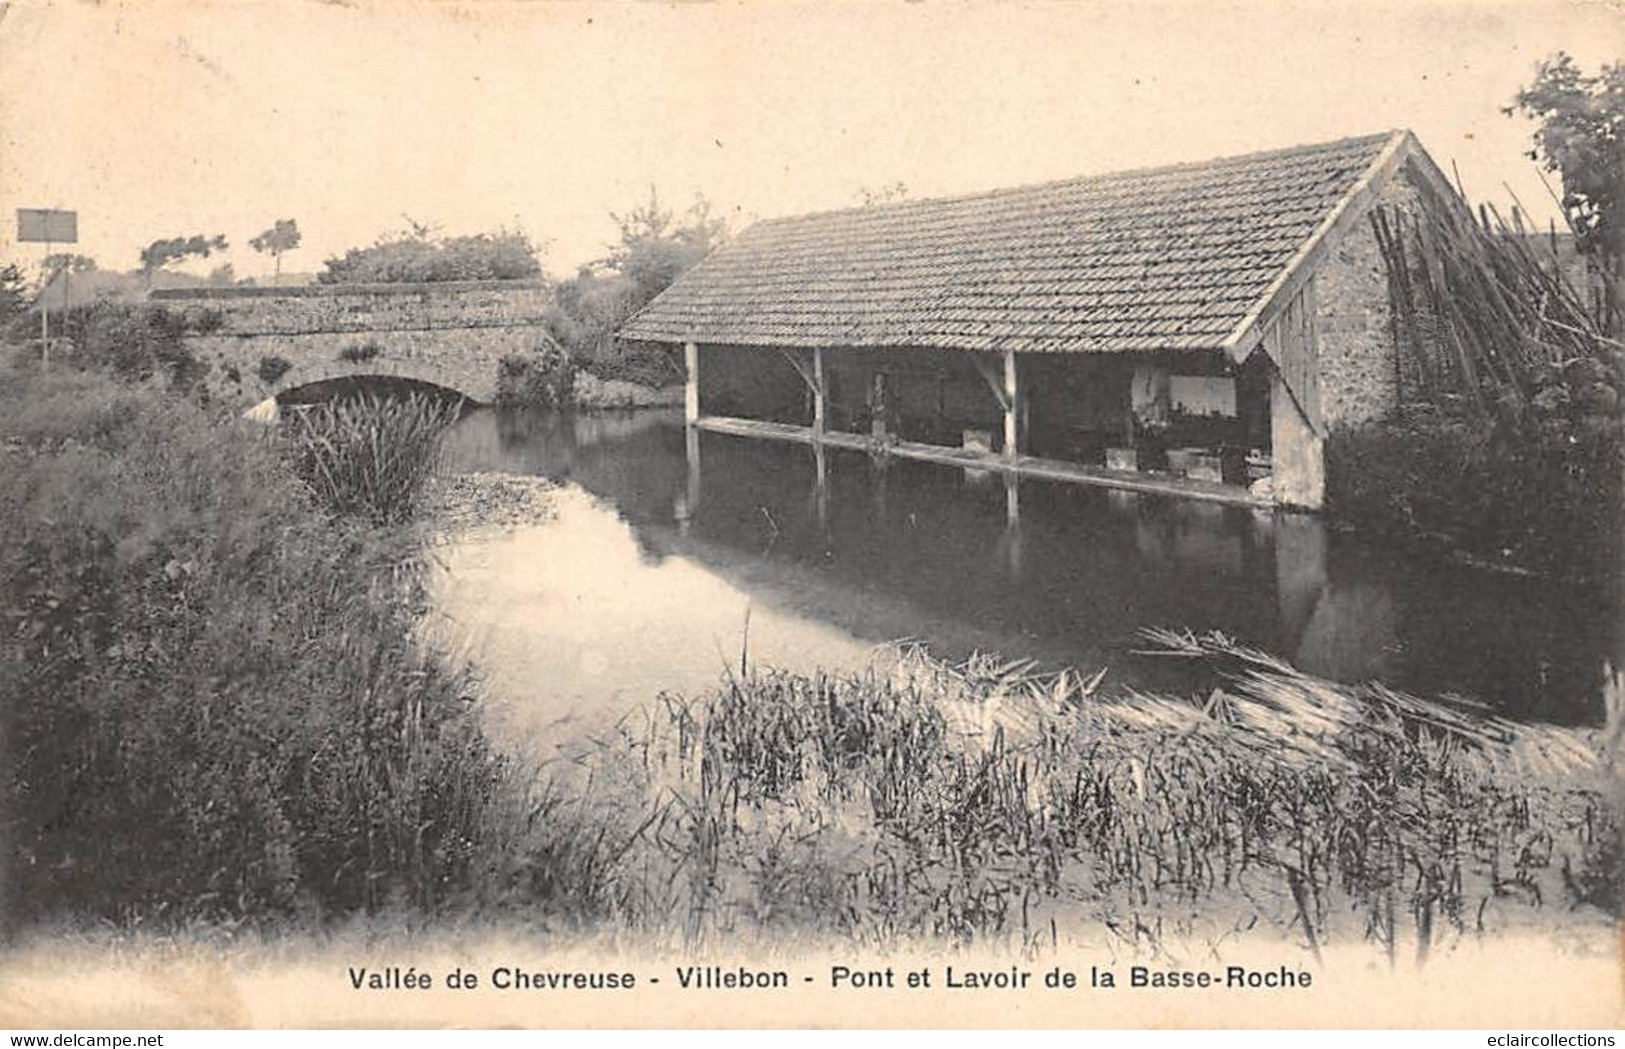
[432,406,1617,751]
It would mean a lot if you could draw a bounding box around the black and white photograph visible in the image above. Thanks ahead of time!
[0,0,1620,1032]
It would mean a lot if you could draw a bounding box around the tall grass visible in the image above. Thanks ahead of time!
[0,365,506,932]
[282,392,458,524]
[489,632,1617,957]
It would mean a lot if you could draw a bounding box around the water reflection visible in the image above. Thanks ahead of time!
[435,407,1614,747]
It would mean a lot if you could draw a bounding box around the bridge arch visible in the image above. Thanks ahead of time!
[271,359,490,405]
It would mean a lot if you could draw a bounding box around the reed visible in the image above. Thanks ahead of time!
[497,632,1617,957]
[282,392,458,524]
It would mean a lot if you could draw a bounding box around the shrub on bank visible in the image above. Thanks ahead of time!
[4,301,209,388]
[257,353,293,384]
[493,338,575,409]
[0,365,507,928]
[1326,377,1623,578]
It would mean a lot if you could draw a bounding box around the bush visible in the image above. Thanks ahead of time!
[258,354,293,384]
[282,392,457,524]
[493,339,575,409]
[338,340,383,363]
[319,230,541,284]
[0,367,507,927]
[8,301,208,389]
[1327,390,1623,578]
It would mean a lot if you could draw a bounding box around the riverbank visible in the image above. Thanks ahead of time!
[1,357,1616,972]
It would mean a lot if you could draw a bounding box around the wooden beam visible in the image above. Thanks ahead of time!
[684,341,700,424]
[773,347,827,438]
[1223,129,1414,363]
[971,354,1012,412]
[775,347,818,392]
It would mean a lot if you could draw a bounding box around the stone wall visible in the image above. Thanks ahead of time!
[1312,160,1426,430]
[152,281,552,405]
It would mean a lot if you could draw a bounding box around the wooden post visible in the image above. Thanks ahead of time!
[684,342,700,425]
[1003,349,1019,460]
[812,346,826,439]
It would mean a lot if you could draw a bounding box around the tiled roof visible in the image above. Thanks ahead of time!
[619,131,1401,354]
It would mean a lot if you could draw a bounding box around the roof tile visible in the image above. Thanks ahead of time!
[620,131,1397,354]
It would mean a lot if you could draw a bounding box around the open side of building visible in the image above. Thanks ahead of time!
[619,129,1464,511]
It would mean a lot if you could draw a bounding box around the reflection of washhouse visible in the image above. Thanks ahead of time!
[444,403,1608,720]
[677,425,1397,685]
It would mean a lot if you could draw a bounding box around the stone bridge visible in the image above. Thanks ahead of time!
[151,280,553,407]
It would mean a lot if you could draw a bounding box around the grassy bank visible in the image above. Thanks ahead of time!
[0,361,505,931]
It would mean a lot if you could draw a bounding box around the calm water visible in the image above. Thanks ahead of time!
[433,406,1618,748]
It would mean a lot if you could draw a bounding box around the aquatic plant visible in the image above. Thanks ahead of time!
[497,630,1616,958]
[282,391,457,524]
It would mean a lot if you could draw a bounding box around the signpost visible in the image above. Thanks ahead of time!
[16,208,79,369]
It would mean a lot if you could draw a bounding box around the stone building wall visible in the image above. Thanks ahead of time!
[152,282,552,405]
[1312,160,1427,430]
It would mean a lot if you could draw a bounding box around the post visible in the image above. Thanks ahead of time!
[39,237,50,372]
[1002,349,1019,460]
[812,346,826,439]
[684,342,700,425]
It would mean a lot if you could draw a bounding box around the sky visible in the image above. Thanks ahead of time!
[1,0,1621,283]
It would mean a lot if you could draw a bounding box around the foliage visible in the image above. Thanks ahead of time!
[251,218,303,283]
[493,338,576,409]
[547,189,727,384]
[138,234,230,279]
[281,392,458,524]
[257,354,293,384]
[338,340,383,363]
[0,368,507,927]
[0,263,27,327]
[1342,200,1624,578]
[1327,399,1621,578]
[488,635,1612,952]
[604,189,729,311]
[857,180,910,206]
[318,228,541,284]
[44,253,97,279]
[6,301,210,388]
[1506,52,1624,333]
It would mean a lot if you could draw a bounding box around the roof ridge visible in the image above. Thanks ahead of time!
[750,129,1404,232]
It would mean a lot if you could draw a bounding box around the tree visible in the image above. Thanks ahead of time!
[139,234,229,288]
[857,180,910,206]
[44,253,97,278]
[0,264,27,327]
[603,188,730,313]
[547,190,733,378]
[1507,52,1624,333]
[249,218,302,285]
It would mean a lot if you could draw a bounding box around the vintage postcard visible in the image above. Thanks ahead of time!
[0,0,1621,1032]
